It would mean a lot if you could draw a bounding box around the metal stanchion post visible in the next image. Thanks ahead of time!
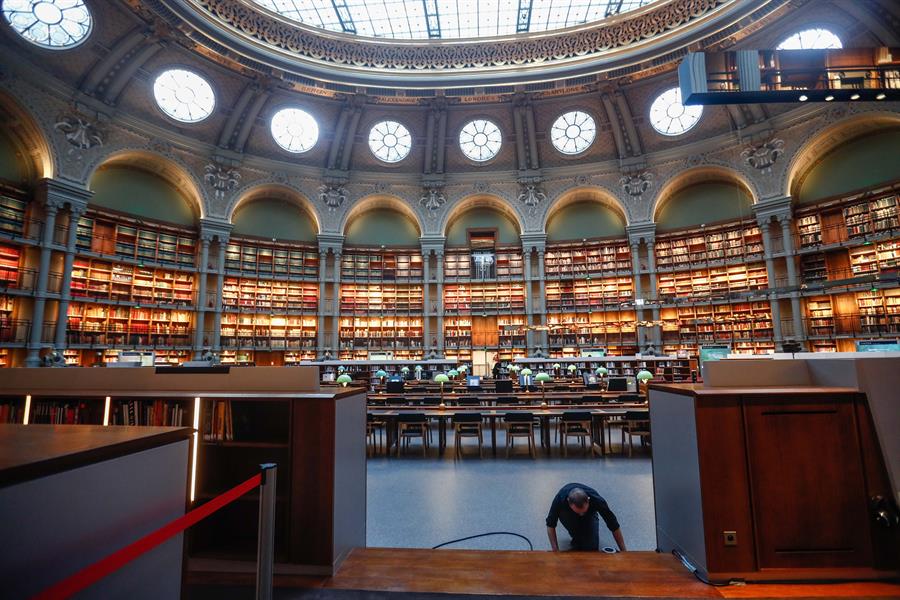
[257,463,277,600]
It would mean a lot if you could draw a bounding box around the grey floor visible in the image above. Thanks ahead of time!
[366,426,656,552]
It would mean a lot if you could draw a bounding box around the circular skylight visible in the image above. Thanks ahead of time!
[153,69,216,123]
[649,88,703,137]
[369,121,411,163]
[551,111,597,155]
[270,108,319,153]
[2,0,92,49]
[777,28,842,50]
[459,119,502,162]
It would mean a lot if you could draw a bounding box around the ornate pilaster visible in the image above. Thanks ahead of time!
[420,235,445,355]
[317,250,328,356]
[198,219,232,353]
[192,233,213,357]
[25,202,59,366]
[54,203,88,349]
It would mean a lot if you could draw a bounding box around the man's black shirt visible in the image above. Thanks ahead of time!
[546,483,620,532]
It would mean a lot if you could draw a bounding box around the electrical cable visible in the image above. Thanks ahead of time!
[432,531,534,551]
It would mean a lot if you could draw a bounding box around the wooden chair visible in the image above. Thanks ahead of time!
[621,410,651,456]
[366,413,385,456]
[504,412,536,458]
[452,413,483,458]
[397,412,429,456]
[559,411,593,457]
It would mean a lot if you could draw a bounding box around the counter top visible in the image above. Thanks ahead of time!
[649,383,861,396]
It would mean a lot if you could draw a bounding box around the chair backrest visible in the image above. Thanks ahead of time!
[495,396,518,405]
[624,410,650,422]
[582,395,604,404]
[422,396,442,405]
[494,379,514,393]
[452,412,482,423]
[504,412,534,422]
[619,394,645,403]
[561,411,592,422]
[397,412,427,423]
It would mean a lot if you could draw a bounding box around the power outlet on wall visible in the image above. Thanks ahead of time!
[723,531,737,546]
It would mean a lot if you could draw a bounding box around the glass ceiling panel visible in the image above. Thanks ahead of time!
[253,0,655,39]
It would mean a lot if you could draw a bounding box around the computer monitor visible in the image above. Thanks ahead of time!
[386,380,405,394]
[582,374,600,390]
[518,374,533,388]
[466,375,481,388]
[494,379,513,394]
[606,377,628,392]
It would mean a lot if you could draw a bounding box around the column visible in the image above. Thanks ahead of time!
[771,292,783,343]
[54,205,86,349]
[536,250,547,351]
[191,235,211,357]
[523,249,534,350]
[317,250,328,355]
[757,216,784,346]
[422,250,431,351]
[630,243,645,348]
[332,251,341,352]
[25,203,59,366]
[646,242,662,347]
[436,251,444,354]
[780,215,799,286]
[212,241,226,351]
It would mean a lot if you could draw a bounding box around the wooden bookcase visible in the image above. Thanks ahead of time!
[848,240,900,275]
[655,221,763,269]
[443,283,526,313]
[545,277,633,311]
[338,316,424,354]
[443,248,524,280]
[660,302,773,347]
[544,240,632,278]
[222,277,318,312]
[656,263,768,300]
[0,194,28,238]
[0,242,21,288]
[444,317,472,349]
[339,284,423,314]
[794,184,900,248]
[497,315,526,348]
[546,311,638,354]
[66,303,193,347]
[341,248,423,281]
[224,237,319,279]
[70,258,195,306]
[856,289,900,335]
[220,314,317,350]
[806,296,836,337]
[77,211,197,267]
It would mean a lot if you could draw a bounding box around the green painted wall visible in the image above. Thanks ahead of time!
[798,130,900,204]
[232,198,317,241]
[89,166,196,226]
[446,207,520,245]
[0,129,28,184]
[547,201,626,241]
[656,182,753,232]
[345,207,420,246]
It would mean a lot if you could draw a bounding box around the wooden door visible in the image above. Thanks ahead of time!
[472,316,498,347]
[742,393,873,569]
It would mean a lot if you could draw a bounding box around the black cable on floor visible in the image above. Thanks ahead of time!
[671,549,732,587]
[432,531,534,551]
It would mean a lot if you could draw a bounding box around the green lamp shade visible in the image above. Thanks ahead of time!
[520,368,532,376]
[636,369,654,382]
[567,364,578,372]
[434,373,450,383]
[458,365,468,372]
[596,367,608,375]
[336,374,353,384]
[414,365,423,371]
[337,365,346,373]
[508,365,519,372]
[375,369,387,378]
[401,366,410,373]
[535,372,552,383]
[552,363,561,369]
[448,369,459,377]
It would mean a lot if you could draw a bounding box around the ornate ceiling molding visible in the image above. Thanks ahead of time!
[148,0,770,88]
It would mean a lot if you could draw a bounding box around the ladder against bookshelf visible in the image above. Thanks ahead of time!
[0,194,27,237]
[222,277,318,312]
[545,277,633,311]
[544,241,632,278]
[70,258,195,306]
[225,238,319,278]
[66,302,193,346]
[339,284,423,314]
[341,249,423,281]
[77,211,197,266]
[443,283,526,313]
[221,314,317,350]
[657,263,768,300]
[655,221,763,269]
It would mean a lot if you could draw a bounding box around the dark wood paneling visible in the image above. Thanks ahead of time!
[743,394,873,569]
[696,396,756,574]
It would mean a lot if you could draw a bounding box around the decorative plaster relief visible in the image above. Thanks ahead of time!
[54,114,103,151]
[620,171,653,197]
[518,183,546,208]
[319,183,347,210]
[204,162,241,199]
[741,138,784,174]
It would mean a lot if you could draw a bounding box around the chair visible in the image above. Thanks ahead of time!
[619,393,645,404]
[494,396,519,406]
[456,396,481,406]
[452,413,483,458]
[504,412,536,458]
[421,396,442,406]
[621,410,651,457]
[366,413,385,456]
[559,411,593,457]
[397,413,429,456]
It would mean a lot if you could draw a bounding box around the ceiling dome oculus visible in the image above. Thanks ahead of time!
[271,107,319,153]
[551,111,596,155]
[153,69,216,123]
[459,119,502,162]
[776,28,842,50]
[649,87,702,136]
[369,120,411,163]
[3,0,91,49]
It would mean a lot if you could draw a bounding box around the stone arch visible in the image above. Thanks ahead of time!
[228,183,321,235]
[0,89,54,181]
[85,149,205,220]
[542,186,630,233]
[440,193,525,241]
[340,194,423,239]
[784,111,900,199]
[652,165,759,223]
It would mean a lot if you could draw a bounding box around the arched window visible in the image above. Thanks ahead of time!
[270,108,319,153]
[3,0,92,49]
[648,88,703,137]
[459,119,502,162]
[777,28,842,50]
[153,69,216,123]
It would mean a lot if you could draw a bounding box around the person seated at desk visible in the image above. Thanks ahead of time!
[546,483,626,552]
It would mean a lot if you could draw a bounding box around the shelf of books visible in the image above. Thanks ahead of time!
[512,356,694,381]
[544,241,632,278]
[444,248,524,280]
[545,277,633,311]
[655,221,763,269]
[657,263,768,300]
[0,242,22,288]
[0,194,28,238]
[444,317,471,350]
[848,240,900,275]
[77,210,197,267]
[843,194,899,239]
[341,249,423,281]
[222,277,317,312]
[806,296,836,337]
[794,184,900,248]
[0,349,9,369]
[660,302,774,346]
[443,283,526,313]
[546,312,638,356]
[70,258,195,306]
[340,284,424,314]
[856,289,900,335]
[800,253,828,284]
[66,303,193,347]
[220,314,317,350]
[224,237,319,278]
[498,316,526,349]
[338,316,424,357]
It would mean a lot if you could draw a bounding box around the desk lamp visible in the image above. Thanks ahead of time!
[434,373,450,404]
[375,369,387,393]
[535,372,552,404]
[337,374,353,387]
[567,364,578,379]
[636,369,653,395]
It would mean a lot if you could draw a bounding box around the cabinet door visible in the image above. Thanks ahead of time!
[743,394,872,569]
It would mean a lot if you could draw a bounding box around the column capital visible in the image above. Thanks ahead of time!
[520,232,546,254]
[753,195,792,225]
[626,222,656,246]
[419,235,446,256]
[317,233,344,255]
[37,178,92,213]
[199,218,232,243]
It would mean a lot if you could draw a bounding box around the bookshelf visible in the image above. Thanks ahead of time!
[221,314,317,350]
[656,263,768,300]
[545,277,633,311]
[806,296,836,337]
[0,242,21,287]
[444,248,524,280]
[61,348,191,366]
[338,316,424,352]
[341,249,423,281]
[77,211,197,267]
[498,315,526,348]
[655,221,763,269]
[109,398,191,426]
[546,311,638,354]
[797,214,822,248]
[224,237,318,278]
[544,240,632,278]
[513,356,695,382]
[848,240,900,275]
[0,194,27,238]
[843,195,899,238]
[222,277,318,312]
[800,253,828,284]
[339,284,423,314]
[66,303,193,346]
[660,302,773,345]
[220,350,255,365]
[0,349,9,369]
[443,283,526,313]
[444,317,471,349]
[70,258,195,306]
[856,289,900,335]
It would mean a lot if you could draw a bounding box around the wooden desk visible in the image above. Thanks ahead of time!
[367,391,634,405]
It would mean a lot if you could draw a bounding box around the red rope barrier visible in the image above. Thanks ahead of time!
[32,472,263,600]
